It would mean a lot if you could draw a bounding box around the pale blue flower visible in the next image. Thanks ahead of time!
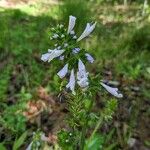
[72,48,80,54]
[77,22,97,42]
[100,82,123,98]
[67,16,76,34]
[77,78,89,88]
[41,49,64,62]
[85,53,94,63]
[41,53,51,62]
[78,59,86,72]
[57,64,68,78]
[66,69,76,95]
[77,59,89,88]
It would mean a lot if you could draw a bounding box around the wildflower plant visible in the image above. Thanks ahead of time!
[41,15,123,149]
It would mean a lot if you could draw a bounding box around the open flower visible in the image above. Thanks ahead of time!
[72,48,80,54]
[67,15,76,34]
[77,22,96,42]
[85,53,94,63]
[77,60,89,88]
[57,64,68,78]
[77,78,89,88]
[66,69,76,95]
[41,49,64,62]
[100,82,123,98]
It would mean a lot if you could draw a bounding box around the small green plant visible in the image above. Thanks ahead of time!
[0,65,11,101]
[0,87,32,134]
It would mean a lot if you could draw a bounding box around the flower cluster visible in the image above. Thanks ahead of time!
[41,15,123,98]
[41,15,95,95]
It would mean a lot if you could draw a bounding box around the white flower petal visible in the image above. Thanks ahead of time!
[48,50,64,62]
[67,15,76,34]
[78,59,86,72]
[77,59,89,88]
[57,64,68,78]
[41,53,51,62]
[85,53,94,63]
[72,48,80,54]
[66,69,76,95]
[77,78,89,88]
[100,82,123,98]
[41,50,64,62]
[77,22,96,42]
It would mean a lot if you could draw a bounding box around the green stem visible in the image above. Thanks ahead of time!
[90,117,103,140]
[80,119,88,150]
[80,99,93,150]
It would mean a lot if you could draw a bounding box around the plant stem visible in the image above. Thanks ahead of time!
[80,99,93,150]
[90,117,103,140]
[80,119,88,150]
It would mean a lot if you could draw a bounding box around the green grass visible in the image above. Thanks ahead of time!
[0,0,150,149]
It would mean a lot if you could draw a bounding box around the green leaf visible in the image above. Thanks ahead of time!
[105,128,115,143]
[85,134,104,150]
[13,131,28,150]
[104,142,118,150]
[0,143,7,150]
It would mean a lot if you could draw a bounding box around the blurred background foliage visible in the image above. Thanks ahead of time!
[0,0,150,149]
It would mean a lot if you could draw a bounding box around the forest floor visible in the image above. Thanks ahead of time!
[0,0,150,149]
